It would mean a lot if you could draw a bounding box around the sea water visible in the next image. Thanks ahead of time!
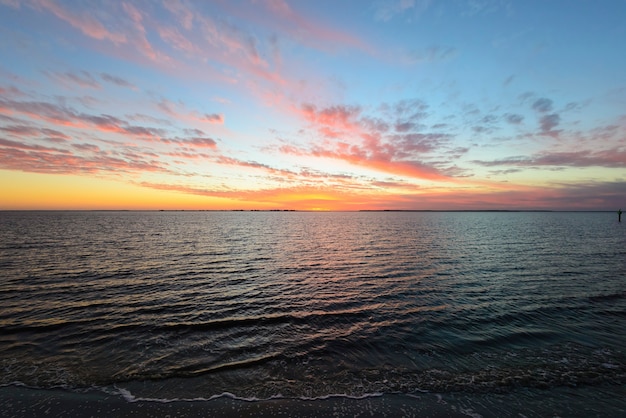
[0,211,624,415]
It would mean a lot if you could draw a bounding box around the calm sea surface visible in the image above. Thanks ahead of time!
[1,211,624,414]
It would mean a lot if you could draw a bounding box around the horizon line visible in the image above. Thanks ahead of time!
[0,209,619,213]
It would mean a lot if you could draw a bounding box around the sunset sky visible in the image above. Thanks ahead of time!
[1,0,625,210]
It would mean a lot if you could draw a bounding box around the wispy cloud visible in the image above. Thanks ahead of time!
[528,97,562,136]
[463,0,513,17]
[29,0,126,44]
[178,137,217,148]
[299,103,363,133]
[163,0,194,31]
[504,113,524,124]
[156,99,224,125]
[45,70,101,89]
[538,113,560,136]
[136,178,626,211]
[0,140,169,175]
[0,98,169,139]
[408,45,457,64]
[374,0,432,22]
[474,148,626,168]
[262,0,370,52]
[100,73,135,89]
[0,85,26,99]
[532,98,553,113]
[1,123,70,141]
[0,90,223,178]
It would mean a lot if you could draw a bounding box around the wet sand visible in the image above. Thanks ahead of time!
[1,384,625,417]
[0,385,479,417]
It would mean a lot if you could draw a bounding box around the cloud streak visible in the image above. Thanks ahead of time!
[475,148,626,169]
[29,0,126,44]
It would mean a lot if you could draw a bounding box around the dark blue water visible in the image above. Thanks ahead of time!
[0,211,624,411]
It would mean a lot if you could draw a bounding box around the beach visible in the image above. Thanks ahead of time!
[0,385,470,417]
[2,384,625,417]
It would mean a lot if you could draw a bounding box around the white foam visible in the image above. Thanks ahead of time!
[111,386,286,403]
[459,407,483,418]
[297,392,384,401]
[110,386,384,404]
[405,388,430,398]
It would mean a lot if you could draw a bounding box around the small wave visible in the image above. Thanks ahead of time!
[589,292,626,303]
[172,354,279,376]
[0,318,101,335]
[155,309,373,333]
[466,329,557,349]
[115,387,283,403]
[111,386,384,404]
[297,392,384,401]
[3,341,625,406]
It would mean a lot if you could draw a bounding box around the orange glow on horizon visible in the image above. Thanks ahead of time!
[2,169,621,212]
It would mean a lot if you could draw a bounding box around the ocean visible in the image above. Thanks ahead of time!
[1,211,624,417]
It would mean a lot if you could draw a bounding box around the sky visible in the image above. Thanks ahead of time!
[1,0,625,211]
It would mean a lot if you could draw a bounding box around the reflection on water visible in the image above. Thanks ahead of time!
[0,211,624,401]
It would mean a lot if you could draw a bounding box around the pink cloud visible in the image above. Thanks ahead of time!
[163,0,194,31]
[153,1,359,98]
[72,142,101,152]
[181,137,217,148]
[20,0,288,102]
[157,99,224,125]
[0,142,169,175]
[31,0,126,44]
[40,128,70,140]
[214,155,300,180]
[263,0,371,53]
[193,11,269,69]
[184,11,291,88]
[165,150,213,161]
[0,95,225,171]
[286,101,453,181]
[200,113,224,124]
[308,144,448,181]
[157,26,197,55]
[0,137,60,152]
[0,124,70,141]
[0,98,168,139]
[0,85,27,99]
[121,2,161,62]
[300,103,362,132]
[1,125,40,137]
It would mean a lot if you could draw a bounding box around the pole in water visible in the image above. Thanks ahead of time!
[619,208,622,222]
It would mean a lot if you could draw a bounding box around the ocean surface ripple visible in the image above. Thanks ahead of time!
[1,211,624,402]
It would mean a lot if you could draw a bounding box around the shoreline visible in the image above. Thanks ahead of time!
[1,384,625,418]
[0,385,471,418]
